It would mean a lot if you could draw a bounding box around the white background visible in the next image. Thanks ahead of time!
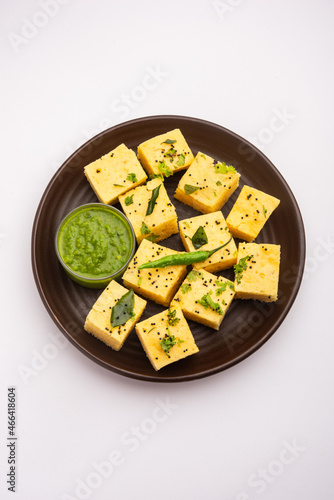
[1,1,334,499]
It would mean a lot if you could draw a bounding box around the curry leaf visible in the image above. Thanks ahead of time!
[146,184,161,216]
[110,289,135,327]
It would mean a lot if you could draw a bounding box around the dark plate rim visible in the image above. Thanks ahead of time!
[31,114,306,382]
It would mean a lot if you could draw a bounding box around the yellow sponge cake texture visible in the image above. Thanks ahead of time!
[137,128,194,177]
[234,243,281,302]
[84,280,147,351]
[122,239,188,307]
[119,178,178,245]
[135,305,199,371]
[171,270,235,330]
[226,185,280,242]
[84,143,147,205]
[179,211,237,272]
[174,152,240,213]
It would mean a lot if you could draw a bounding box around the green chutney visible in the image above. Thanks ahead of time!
[57,205,133,279]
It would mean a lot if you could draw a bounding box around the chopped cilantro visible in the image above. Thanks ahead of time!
[214,162,237,174]
[181,283,191,294]
[160,332,184,357]
[146,233,159,242]
[215,280,235,295]
[167,308,180,326]
[125,194,134,206]
[187,270,202,282]
[234,255,253,284]
[127,173,137,183]
[263,205,267,218]
[197,291,223,315]
[140,222,151,235]
[176,154,185,166]
[150,173,164,180]
[158,160,173,177]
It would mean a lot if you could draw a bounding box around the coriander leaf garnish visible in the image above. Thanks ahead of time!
[160,331,184,357]
[146,184,161,216]
[110,288,135,327]
[197,291,223,315]
[150,173,164,180]
[146,233,159,242]
[187,270,202,282]
[165,147,177,162]
[127,173,138,182]
[162,139,177,145]
[167,308,180,326]
[191,225,208,250]
[176,154,185,166]
[138,276,142,287]
[125,194,134,206]
[214,162,237,175]
[140,222,151,235]
[263,205,267,218]
[113,184,123,187]
[234,255,253,284]
[184,184,200,195]
[158,160,173,177]
[215,280,235,295]
[216,181,222,186]
[181,283,191,294]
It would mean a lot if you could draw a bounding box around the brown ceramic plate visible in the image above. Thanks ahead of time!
[31,115,305,382]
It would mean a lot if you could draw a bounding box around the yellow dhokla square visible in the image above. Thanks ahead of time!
[84,143,147,205]
[174,152,240,213]
[170,270,235,330]
[122,239,187,307]
[119,178,178,245]
[137,129,194,177]
[135,306,199,371]
[226,185,280,242]
[234,243,281,302]
[84,280,147,351]
[179,211,237,272]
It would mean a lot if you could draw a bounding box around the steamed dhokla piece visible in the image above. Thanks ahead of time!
[84,143,147,205]
[119,178,178,244]
[84,280,147,351]
[137,129,194,177]
[174,152,240,213]
[226,185,280,242]
[179,211,237,272]
[135,306,199,371]
[171,270,235,330]
[234,243,281,302]
[122,239,187,307]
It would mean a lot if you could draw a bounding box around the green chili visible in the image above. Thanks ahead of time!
[138,237,232,269]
